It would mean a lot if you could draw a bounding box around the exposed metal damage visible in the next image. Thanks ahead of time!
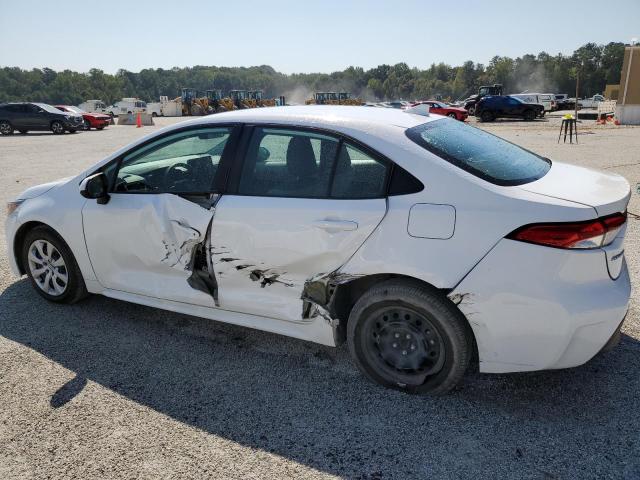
[300,271,362,322]
[156,193,222,306]
[186,217,219,305]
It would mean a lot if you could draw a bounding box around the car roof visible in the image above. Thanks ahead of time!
[186,105,436,131]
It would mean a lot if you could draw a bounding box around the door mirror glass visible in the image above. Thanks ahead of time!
[80,172,110,204]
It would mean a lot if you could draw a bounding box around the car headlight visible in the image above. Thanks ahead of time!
[6,199,25,215]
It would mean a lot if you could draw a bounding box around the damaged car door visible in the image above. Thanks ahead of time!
[82,126,234,306]
[211,126,389,321]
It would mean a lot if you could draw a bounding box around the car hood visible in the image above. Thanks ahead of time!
[16,177,72,200]
[519,161,630,217]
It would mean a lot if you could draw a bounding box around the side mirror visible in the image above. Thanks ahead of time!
[80,172,110,204]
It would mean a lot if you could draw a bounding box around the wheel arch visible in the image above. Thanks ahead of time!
[13,221,62,275]
[328,273,476,356]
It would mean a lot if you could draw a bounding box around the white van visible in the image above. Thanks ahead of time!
[77,100,108,114]
[107,98,147,117]
[510,93,556,116]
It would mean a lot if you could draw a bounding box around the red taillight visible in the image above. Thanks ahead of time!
[507,212,627,249]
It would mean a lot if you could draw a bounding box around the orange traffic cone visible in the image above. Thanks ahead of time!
[136,112,142,128]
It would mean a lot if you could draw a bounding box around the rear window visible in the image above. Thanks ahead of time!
[406,118,551,186]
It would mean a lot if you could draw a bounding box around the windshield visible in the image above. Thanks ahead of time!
[64,106,85,114]
[405,118,551,186]
[509,96,526,104]
[35,103,68,114]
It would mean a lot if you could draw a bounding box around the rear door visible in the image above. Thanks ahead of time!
[211,126,389,321]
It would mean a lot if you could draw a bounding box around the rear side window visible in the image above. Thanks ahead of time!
[406,118,551,186]
[238,128,339,198]
[331,143,389,199]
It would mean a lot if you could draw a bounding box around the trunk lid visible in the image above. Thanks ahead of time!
[519,161,630,217]
[519,161,630,279]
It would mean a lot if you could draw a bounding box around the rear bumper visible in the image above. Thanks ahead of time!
[450,239,630,373]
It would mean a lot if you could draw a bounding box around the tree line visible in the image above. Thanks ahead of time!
[0,42,626,105]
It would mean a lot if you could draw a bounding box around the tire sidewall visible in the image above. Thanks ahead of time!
[0,120,13,135]
[347,281,471,395]
[51,121,64,134]
[21,227,86,303]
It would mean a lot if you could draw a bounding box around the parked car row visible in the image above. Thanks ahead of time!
[0,102,111,135]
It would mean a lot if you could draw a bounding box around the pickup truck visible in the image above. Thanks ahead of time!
[576,94,605,109]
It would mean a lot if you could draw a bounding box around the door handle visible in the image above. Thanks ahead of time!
[312,219,358,233]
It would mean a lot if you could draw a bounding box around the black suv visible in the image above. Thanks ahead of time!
[475,96,544,122]
[0,102,84,135]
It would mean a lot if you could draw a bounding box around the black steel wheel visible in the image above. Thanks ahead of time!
[348,280,472,395]
[362,306,445,383]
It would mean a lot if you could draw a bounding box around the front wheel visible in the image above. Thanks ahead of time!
[523,109,536,121]
[447,112,457,119]
[50,121,64,134]
[347,280,472,395]
[480,110,494,122]
[0,120,13,135]
[21,226,88,304]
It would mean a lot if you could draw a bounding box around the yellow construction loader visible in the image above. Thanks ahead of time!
[306,92,363,106]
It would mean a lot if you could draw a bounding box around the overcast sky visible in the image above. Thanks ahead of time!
[1,0,638,74]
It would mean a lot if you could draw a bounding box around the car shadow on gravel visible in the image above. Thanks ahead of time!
[1,279,639,479]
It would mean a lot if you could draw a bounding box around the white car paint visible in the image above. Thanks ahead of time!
[5,106,631,373]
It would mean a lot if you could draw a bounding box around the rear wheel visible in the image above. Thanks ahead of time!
[524,109,536,121]
[467,105,475,116]
[347,280,472,395]
[84,119,91,130]
[50,121,64,134]
[0,120,13,135]
[480,110,494,122]
[21,226,88,304]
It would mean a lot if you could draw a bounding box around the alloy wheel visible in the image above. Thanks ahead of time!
[27,239,68,296]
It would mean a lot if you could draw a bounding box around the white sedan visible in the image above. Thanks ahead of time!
[5,106,631,394]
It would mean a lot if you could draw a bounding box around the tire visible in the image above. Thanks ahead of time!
[447,112,457,119]
[523,109,536,121]
[151,112,157,117]
[480,110,494,122]
[50,121,64,134]
[467,105,475,116]
[19,130,28,134]
[84,119,91,130]
[0,120,13,135]
[21,226,89,304]
[347,280,472,395]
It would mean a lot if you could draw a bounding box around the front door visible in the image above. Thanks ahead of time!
[82,125,236,306]
[211,126,389,321]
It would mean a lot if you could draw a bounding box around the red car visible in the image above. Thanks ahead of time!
[414,100,468,121]
[55,105,111,130]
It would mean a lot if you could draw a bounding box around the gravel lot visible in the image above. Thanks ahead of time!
[0,114,639,479]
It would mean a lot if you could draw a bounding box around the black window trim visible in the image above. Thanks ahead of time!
[89,122,242,196]
[226,122,406,201]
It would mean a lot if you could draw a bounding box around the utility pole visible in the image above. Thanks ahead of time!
[574,67,579,120]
